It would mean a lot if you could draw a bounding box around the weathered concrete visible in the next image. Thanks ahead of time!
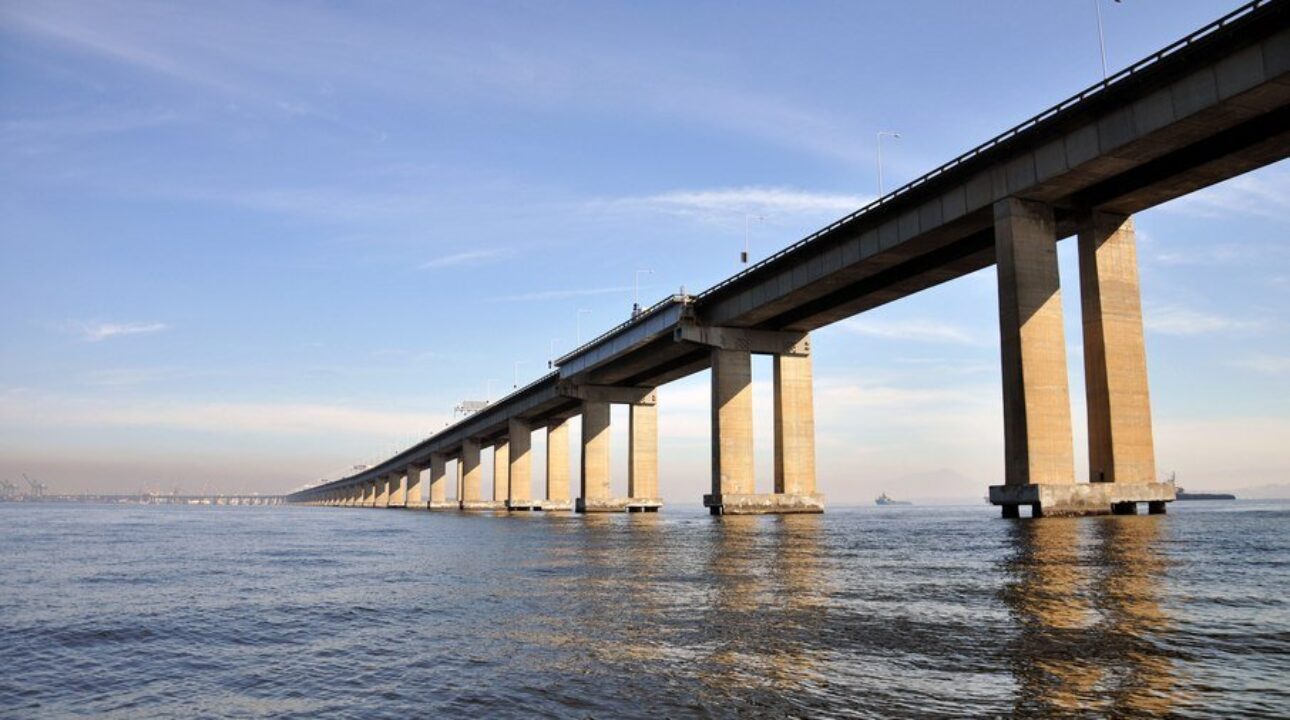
[773,350,817,497]
[405,464,424,509]
[544,418,572,511]
[459,439,483,509]
[707,347,754,513]
[628,402,660,509]
[1079,212,1158,485]
[427,454,453,509]
[506,418,539,510]
[376,476,392,507]
[578,400,612,512]
[989,482,1175,516]
[702,492,826,514]
[388,470,406,508]
[995,198,1077,488]
[493,439,510,503]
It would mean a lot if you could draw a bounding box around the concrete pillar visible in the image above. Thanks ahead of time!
[774,351,816,496]
[545,418,572,509]
[994,197,1075,488]
[428,454,449,508]
[579,400,612,509]
[460,440,482,505]
[374,476,390,507]
[1078,212,1157,485]
[711,347,755,497]
[628,402,658,501]
[365,480,377,507]
[508,418,535,509]
[456,456,464,499]
[493,439,510,503]
[388,471,406,507]
[406,464,424,507]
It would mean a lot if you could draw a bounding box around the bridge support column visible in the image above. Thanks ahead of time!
[507,419,540,511]
[364,480,376,507]
[577,400,618,512]
[405,464,424,509]
[482,439,509,510]
[375,476,391,507]
[627,402,662,512]
[388,471,406,508]
[1078,212,1174,512]
[987,198,1082,517]
[349,485,360,507]
[543,418,573,510]
[460,439,491,510]
[704,346,823,514]
[428,454,453,509]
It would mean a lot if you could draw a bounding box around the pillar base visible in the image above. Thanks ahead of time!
[703,493,825,515]
[505,500,543,511]
[403,502,429,511]
[428,501,457,511]
[539,499,574,511]
[459,500,507,512]
[575,497,662,513]
[385,503,406,509]
[989,482,1175,517]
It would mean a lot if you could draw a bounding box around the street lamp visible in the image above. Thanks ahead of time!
[548,338,560,368]
[633,269,653,317]
[876,131,900,196]
[513,360,527,389]
[742,214,764,264]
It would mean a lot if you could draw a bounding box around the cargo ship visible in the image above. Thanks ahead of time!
[1168,472,1236,501]
[875,492,910,506]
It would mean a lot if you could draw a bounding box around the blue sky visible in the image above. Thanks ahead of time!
[2,0,1286,501]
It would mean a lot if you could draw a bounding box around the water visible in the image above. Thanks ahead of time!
[1,501,1287,719]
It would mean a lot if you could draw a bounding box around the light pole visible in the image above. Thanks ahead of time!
[549,338,560,368]
[633,269,653,317]
[576,308,592,344]
[486,378,499,402]
[742,215,764,264]
[513,360,527,389]
[876,131,900,196]
[1094,0,1117,81]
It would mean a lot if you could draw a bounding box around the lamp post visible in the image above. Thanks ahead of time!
[633,269,653,317]
[549,338,560,368]
[876,131,900,196]
[742,215,764,264]
[513,360,527,389]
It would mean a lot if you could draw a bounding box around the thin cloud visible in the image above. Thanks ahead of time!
[420,248,509,269]
[490,286,632,302]
[1162,168,1290,220]
[77,321,168,342]
[599,186,869,221]
[1232,354,1290,375]
[841,318,989,346]
[1144,305,1258,336]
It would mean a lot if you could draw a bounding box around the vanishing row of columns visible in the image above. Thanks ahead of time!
[305,349,821,514]
[303,197,1174,518]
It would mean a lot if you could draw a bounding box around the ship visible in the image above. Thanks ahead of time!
[875,492,910,506]
[1167,472,1235,501]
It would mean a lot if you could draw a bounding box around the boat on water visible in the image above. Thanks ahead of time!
[1167,472,1236,501]
[875,492,910,506]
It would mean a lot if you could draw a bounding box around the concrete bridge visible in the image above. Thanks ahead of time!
[291,0,1290,518]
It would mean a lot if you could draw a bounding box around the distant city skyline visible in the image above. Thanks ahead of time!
[2,0,1287,501]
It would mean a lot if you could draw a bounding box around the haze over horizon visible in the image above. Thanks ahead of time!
[2,0,1287,503]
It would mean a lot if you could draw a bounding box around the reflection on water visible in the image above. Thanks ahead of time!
[2,503,1287,719]
[1003,515,1184,718]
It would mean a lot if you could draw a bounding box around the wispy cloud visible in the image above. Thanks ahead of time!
[1162,168,1290,220]
[1231,354,1290,375]
[490,286,632,302]
[841,318,989,346]
[598,186,868,222]
[76,321,168,342]
[420,248,509,269]
[1144,305,1258,336]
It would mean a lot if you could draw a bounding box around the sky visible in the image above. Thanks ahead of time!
[1,0,1287,502]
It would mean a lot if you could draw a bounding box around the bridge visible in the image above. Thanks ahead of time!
[290,0,1290,518]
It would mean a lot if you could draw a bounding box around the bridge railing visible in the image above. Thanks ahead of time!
[693,0,1274,303]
